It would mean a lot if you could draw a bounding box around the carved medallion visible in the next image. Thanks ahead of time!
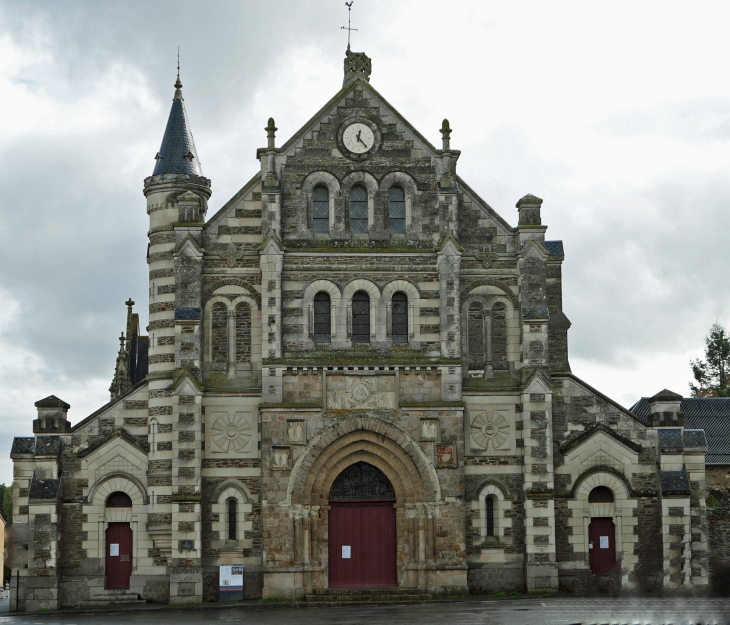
[351,382,372,404]
[212,412,252,452]
[471,411,510,451]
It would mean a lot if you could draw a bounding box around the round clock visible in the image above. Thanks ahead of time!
[342,122,375,155]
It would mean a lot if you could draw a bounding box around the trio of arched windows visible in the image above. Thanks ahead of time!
[311,184,407,234]
[313,290,409,344]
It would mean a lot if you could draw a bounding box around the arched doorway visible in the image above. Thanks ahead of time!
[588,486,616,575]
[328,462,397,587]
[105,491,133,589]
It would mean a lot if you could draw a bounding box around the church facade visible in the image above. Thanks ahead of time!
[9,50,710,611]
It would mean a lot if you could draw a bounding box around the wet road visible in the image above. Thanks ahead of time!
[0,597,728,625]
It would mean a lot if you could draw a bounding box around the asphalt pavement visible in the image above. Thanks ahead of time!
[0,597,728,625]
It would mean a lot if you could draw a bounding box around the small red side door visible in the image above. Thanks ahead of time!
[589,517,616,575]
[106,522,133,589]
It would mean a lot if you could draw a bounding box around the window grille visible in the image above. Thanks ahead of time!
[588,486,614,503]
[314,292,331,343]
[350,185,368,234]
[352,291,370,343]
[389,187,406,234]
[392,292,408,343]
[312,185,329,234]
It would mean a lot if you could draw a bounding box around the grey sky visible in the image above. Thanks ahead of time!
[1,0,729,486]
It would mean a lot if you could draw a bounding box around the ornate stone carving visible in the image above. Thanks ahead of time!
[286,420,306,445]
[471,411,510,451]
[271,446,290,470]
[420,418,439,442]
[211,412,252,452]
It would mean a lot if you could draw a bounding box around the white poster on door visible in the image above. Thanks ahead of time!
[110,544,119,556]
[342,545,351,558]
[600,536,609,549]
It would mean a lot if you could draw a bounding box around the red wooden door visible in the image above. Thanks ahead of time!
[329,500,397,587]
[106,522,133,589]
[589,517,616,575]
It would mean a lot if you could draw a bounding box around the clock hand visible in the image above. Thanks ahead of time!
[356,130,367,146]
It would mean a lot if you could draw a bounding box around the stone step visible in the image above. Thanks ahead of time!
[84,593,146,606]
[312,587,427,596]
[305,599,430,607]
[305,594,431,603]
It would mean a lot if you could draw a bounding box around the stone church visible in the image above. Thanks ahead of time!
[9,48,710,611]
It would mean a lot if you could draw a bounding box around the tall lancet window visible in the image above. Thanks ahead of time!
[350,185,368,234]
[211,302,228,365]
[352,291,370,343]
[314,292,331,344]
[468,302,485,367]
[227,498,237,540]
[235,302,252,365]
[391,292,408,344]
[312,185,329,234]
[388,186,406,234]
[491,302,507,370]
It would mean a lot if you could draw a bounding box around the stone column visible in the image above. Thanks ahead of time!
[260,236,284,402]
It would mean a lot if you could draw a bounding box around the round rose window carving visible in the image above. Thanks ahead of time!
[471,412,510,450]
[212,413,252,452]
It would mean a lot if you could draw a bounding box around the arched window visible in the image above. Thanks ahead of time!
[314,292,331,344]
[106,492,133,508]
[352,291,370,343]
[392,292,408,343]
[211,302,228,364]
[235,302,251,365]
[148,418,158,452]
[491,302,507,370]
[227,498,237,540]
[486,496,495,537]
[468,302,485,367]
[388,186,406,234]
[312,185,329,234]
[589,486,615,503]
[350,185,368,234]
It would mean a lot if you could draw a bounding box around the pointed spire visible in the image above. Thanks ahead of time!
[152,53,203,177]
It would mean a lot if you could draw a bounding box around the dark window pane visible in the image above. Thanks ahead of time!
[389,187,406,234]
[486,496,494,537]
[313,185,329,234]
[352,291,370,343]
[106,492,133,508]
[314,292,331,344]
[329,461,396,500]
[588,486,614,503]
[392,292,408,343]
[228,498,237,540]
[350,186,368,234]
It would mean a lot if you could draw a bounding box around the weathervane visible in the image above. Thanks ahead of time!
[342,1,357,50]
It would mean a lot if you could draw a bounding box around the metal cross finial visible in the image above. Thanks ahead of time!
[342,1,357,51]
[125,298,135,309]
[175,47,182,90]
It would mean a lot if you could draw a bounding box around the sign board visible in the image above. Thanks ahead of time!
[600,536,609,549]
[219,565,243,602]
[110,544,119,556]
[342,545,351,559]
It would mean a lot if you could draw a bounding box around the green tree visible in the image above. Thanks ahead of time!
[2,485,11,525]
[690,323,730,397]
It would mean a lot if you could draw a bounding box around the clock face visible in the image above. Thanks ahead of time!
[342,122,375,154]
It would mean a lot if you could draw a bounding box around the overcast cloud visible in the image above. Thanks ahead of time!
[1,0,729,486]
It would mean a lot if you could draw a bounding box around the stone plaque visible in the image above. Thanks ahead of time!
[420,418,439,442]
[211,411,253,453]
[436,444,457,468]
[286,420,306,445]
[326,375,396,410]
[271,446,291,470]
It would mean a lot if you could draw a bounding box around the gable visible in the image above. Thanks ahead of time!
[561,426,641,484]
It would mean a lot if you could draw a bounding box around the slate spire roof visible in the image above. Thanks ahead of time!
[152,70,203,177]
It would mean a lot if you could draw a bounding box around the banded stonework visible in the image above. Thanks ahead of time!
[8,49,710,613]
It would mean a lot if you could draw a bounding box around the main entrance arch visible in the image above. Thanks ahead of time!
[328,462,397,587]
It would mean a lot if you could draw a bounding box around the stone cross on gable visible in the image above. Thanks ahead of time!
[222,243,243,268]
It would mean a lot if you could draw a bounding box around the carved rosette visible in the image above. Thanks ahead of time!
[471,411,510,451]
[212,412,252,452]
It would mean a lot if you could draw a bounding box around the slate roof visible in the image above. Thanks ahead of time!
[152,78,203,177]
[631,397,730,463]
[34,436,61,456]
[175,307,202,320]
[28,475,60,500]
[544,240,564,256]
[658,429,683,449]
[34,395,70,409]
[659,466,691,496]
[11,437,35,455]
